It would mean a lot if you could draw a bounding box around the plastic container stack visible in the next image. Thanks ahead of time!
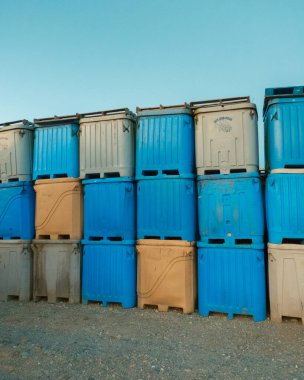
[80,109,137,308]
[136,104,197,314]
[192,97,266,322]
[0,120,35,301]
[31,114,82,303]
[264,86,304,323]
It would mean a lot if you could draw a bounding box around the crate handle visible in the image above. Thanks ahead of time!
[190,96,250,108]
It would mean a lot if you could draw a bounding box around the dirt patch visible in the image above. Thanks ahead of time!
[0,302,304,379]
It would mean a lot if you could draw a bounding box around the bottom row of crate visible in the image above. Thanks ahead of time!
[1,240,303,323]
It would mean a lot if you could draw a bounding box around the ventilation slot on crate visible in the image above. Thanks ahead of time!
[85,173,101,179]
[235,239,252,245]
[204,170,221,175]
[282,238,304,245]
[104,172,121,178]
[58,234,70,240]
[164,236,182,240]
[89,236,104,241]
[53,173,68,178]
[162,170,179,176]
[284,165,304,169]
[208,239,225,244]
[142,170,158,176]
[273,87,296,96]
[108,237,123,242]
[230,168,247,174]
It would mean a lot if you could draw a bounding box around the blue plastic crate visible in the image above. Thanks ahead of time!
[266,172,304,244]
[82,240,136,308]
[136,106,195,179]
[198,243,266,322]
[137,177,197,241]
[197,173,264,245]
[0,181,35,239]
[264,97,304,170]
[83,178,136,241]
[33,121,79,179]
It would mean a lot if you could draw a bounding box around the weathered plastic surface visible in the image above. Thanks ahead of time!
[264,97,304,170]
[0,120,34,182]
[34,178,83,240]
[137,240,196,314]
[136,106,195,178]
[268,243,304,323]
[193,98,259,175]
[32,240,81,303]
[198,173,264,245]
[0,240,32,301]
[33,122,79,179]
[79,109,136,179]
[137,177,197,241]
[198,243,266,322]
[0,181,35,239]
[83,178,135,241]
[266,171,304,244]
[82,241,136,308]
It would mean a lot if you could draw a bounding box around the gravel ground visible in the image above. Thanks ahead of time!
[0,302,304,380]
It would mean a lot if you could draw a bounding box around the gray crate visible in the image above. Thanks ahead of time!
[79,109,136,179]
[0,240,32,301]
[32,240,82,304]
[0,120,34,182]
[192,97,259,175]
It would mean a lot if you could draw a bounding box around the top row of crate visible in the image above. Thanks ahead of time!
[1,87,304,181]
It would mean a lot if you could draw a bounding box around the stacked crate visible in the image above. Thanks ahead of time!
[136,104,197,314]
[31,115,82,303]
[80,109,137,308]
[0,120,35,301]
[191,97,266,322]
[264,86,304,323]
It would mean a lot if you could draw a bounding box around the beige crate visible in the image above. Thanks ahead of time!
[32,240,82,304]
[137,240,196,314]
[34,178,83,240]
[0,240,32,301]
[268,243,304,323]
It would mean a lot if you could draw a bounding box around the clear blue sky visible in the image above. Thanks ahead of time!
[0,0,303,167]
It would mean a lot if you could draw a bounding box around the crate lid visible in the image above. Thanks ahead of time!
[0,181,33,189]
[82,239,135,246]
[197,172,261,181]
[82,177,134,185]
[268,243,304,251]
[34,178,81,185]
[0,119,34,132]
[79,108,136,124]
[136,103,192,117]
[263,96,304,118]
[270,168,304,175]
[197,242,265,249]
[191,96,257,114]
[0,240,32,245]
[32,240,81,245]
[34,114,80,127]
[137,240,196,247]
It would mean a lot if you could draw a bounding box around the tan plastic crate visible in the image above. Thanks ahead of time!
[32,240,82,303]
[34,178,83,240]
[268,243,304,323]
[137,240,196,314]
[193,97,259,175]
